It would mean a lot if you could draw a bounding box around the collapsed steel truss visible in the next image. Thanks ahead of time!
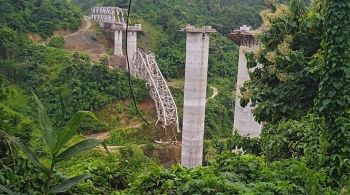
[133,50,179,132]
[91,7,179,132]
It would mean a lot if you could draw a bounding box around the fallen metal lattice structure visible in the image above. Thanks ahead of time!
[91,7,179,133]
[133,50,179,132]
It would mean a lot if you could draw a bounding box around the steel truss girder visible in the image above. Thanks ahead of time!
[91,7,128,24]
[133,50,180,132]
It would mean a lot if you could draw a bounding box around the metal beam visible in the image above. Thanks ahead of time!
[91,7,128,25]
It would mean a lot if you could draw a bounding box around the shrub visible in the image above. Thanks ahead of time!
[118,145,158,186]
[0,157,43,194]
[0,81,34,144]
[48,36,64,48]
[130,152,330,194]
[0,104,34,144]
[7,94,105,194]
[261,114,328,168]
[59,151,121,194]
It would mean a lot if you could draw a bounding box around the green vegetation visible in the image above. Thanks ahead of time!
[317,0,350,181]
[129,153,330,194]
[261,114,328,167]
[0,27,148,131]
[48,36,65,48]
[241,1,322,123]
[242,0,350,189]
[0,0,82,38]
[8,94,105,194]
[0,76,34,144]
[205,79,235,139]
[57,145,159,193]
[1,0,350,194]
[106,125,156,146]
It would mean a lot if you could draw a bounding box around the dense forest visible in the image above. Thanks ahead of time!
[0,0,81,38]
[1,0,350,194]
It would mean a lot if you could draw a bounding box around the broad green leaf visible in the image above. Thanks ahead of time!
[319,99,331,112]
[337,99,346,106]
[101,142,110,154]
[9,137,48,173]
[56,139,101,162]
[48,174,92,193]
[55,111,96,153]
[32,92,56,151]
[0,184,17,195]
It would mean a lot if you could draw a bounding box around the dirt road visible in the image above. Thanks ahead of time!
[63,16,107,61]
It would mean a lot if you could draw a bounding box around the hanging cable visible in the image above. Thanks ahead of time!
[124,0,179,143]
[125,0,150,125]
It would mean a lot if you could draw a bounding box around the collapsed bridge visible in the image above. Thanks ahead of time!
[134,50,179,131]
[91,7,179,132]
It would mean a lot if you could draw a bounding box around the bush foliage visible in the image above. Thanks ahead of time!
[1,0,350,194]
[0,0,81,38]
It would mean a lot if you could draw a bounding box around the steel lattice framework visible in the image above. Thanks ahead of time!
[91,7,128,24]
[133,50,179,132]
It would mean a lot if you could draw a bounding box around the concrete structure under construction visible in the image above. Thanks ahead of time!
[229,25,262,138]
[229,25,259,48]
[181,25,216,168]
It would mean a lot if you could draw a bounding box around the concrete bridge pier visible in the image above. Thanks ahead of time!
[181,25,216,168]
[229,25,262,137]
[233,47,262,137]
[126,24,142,77]
[114,29,123,56]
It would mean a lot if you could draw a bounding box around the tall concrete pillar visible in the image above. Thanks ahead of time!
[233,47,262,137]
[114,29,123,56]
[181,25,216,168]
[126,30,137,75]
[126,24,142,76]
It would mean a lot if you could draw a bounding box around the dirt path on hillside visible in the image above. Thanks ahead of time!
[63,16,125,67]
[86,123,144,141]
[63,16,107,62]
[86,132,111,140]
[65,16,92,36]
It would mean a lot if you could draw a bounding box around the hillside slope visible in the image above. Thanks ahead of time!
[2,0,349,194]
[0,0,81,38]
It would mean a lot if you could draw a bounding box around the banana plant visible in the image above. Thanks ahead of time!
[9,93,107,194]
